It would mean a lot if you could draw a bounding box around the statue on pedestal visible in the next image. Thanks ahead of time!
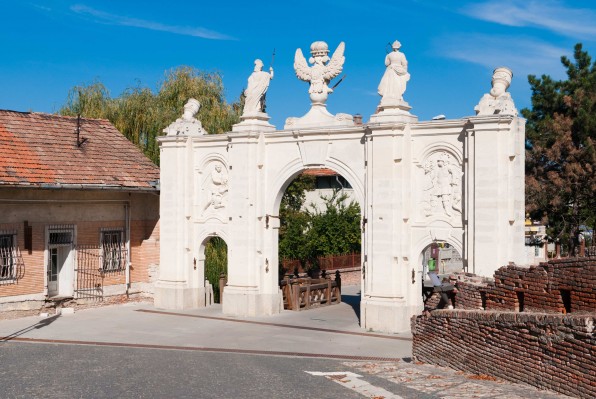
[284,41,353,129]
[163,98,207,136]
[378,40,410,106]
[242,59,274,117]
[294,41,345,105]
[370,40,417,123]
[475,67,518,116]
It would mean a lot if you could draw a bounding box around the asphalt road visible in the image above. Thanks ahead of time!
[0,342,388,399]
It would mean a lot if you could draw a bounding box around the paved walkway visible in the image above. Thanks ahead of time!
[0,286,573,398]
[0,286,410,361]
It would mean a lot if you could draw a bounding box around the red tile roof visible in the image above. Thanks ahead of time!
[302,168,338,177]
[0,110,159,190]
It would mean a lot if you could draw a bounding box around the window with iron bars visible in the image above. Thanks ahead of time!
[101,230,125,272]
[0,233,17,281]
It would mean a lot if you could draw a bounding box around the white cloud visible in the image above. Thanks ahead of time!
[31,4,52,12]
[462,0,596,40]
[437,34,569,78]
[70,4,234,40]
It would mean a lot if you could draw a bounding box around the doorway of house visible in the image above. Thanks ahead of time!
[47,228,75,298]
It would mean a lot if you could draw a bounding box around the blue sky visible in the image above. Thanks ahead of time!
[1,1,595,128]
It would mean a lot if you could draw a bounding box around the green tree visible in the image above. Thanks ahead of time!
[305,190,362,258]
[523,43,596,254]
[278,174,316,267]
[59,67,241,164]
[204,237,228,303]
[278,173,361,272]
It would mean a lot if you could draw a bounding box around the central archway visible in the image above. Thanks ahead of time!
[273,167,364,317]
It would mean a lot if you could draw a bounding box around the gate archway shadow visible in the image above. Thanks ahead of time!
[341,286,361,321]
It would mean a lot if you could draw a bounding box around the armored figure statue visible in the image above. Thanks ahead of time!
[378,40,410,106]
[475,67,518,116]
[242,59,274,116]
[294,41,345,105]
[163,98,207,136]
[422,152,462,217]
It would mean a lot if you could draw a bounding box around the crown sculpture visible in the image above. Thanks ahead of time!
[285,41,354,129]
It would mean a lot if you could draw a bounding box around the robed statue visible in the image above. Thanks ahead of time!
[378,40,410,106]
[242,59,274,116]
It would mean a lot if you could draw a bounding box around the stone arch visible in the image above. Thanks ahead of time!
[413,230,464,275]
[418,141,463,165]
[266,157,365,217]
[196,228,230,304]
[264,155,365,303]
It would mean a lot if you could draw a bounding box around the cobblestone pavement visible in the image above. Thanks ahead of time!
[342,360,574,399]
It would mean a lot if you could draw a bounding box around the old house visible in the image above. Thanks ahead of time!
[0,110,160,315]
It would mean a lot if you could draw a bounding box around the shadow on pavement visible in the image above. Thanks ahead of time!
[341,291,361,322]
[0,314,60,343]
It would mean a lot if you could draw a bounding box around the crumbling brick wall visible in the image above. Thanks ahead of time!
[413,257,596,398]
[453,258,596,313]
[412,310,595,398]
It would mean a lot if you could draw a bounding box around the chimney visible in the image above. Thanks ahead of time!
[353,114,363,126]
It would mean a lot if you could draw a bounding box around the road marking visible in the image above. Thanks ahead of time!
[306,371,404,398]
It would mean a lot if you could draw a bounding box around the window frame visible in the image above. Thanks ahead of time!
[0,231,18,282]
[100,229,125,272]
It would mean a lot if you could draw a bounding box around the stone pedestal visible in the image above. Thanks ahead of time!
[233,112,276,133]
[285,104,354,129]
[361,296,420,333]
[222,286,283,316]
[154,280,206,310]
[370,100,418,124]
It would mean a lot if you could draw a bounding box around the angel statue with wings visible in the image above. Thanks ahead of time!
[294,41,345,105]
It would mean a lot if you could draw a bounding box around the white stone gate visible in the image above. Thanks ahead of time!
[155,42,526,333]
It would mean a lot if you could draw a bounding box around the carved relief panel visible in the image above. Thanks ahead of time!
[200,160,229,219]
[419,151,462,219]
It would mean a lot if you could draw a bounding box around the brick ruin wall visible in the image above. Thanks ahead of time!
[412,257,596,398]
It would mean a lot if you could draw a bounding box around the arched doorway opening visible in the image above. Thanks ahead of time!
[202,236,228,304]
[276,168,363,315]
[419,240,462,309]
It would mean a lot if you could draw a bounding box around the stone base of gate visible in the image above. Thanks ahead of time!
[361,296,420,333]
[154,280,206,310]
[222,286,283,317]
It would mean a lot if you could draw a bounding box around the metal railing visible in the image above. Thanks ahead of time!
[101,241,127,273]
[74,243,127,300]
[0,244,24,283]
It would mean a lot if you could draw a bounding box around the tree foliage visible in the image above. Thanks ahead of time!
[204,237,228,304]
[278,175,361,270]
[523,43,596,252]
[59,67,241,164]
[278,175,316,264]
